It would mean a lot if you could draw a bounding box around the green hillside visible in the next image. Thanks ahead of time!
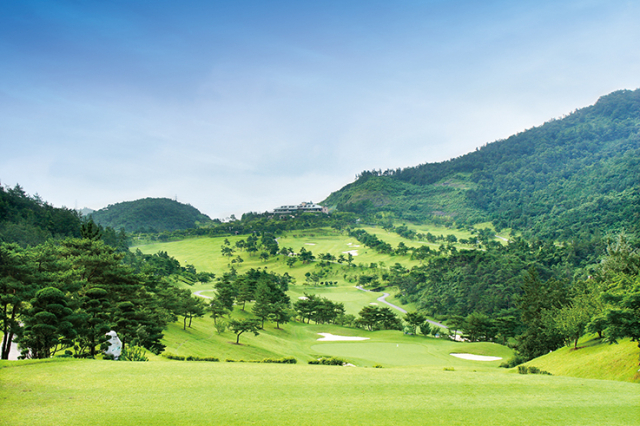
[0,184,82,246]
[324,89,640,240]
[91,197,211,233]
[523,335,639,383]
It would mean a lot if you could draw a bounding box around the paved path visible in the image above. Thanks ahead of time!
[193,290,214,299]
[355,286,448,329]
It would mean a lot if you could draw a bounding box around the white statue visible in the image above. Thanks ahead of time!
[105,330,122,360]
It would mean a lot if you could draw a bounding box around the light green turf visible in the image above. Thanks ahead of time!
[132,230,426,315]
[2,358,638,426]
[161,311,513,368]
[522,335,640,383]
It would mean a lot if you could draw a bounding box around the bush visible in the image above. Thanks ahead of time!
[162,352,186,361]
[373,364,383,368]
[261,357,297,364]
[518,365,552,375]
[500,354,527,368]
[120,346,149,362]
[308,357,348,366]
[162,353,219,362]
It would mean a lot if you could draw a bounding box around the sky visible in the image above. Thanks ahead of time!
[1,0,640,219]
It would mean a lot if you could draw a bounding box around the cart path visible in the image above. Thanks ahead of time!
[194,290,214,299]
[355,286,448,329]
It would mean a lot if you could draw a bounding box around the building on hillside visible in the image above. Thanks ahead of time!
[273,201,328,215]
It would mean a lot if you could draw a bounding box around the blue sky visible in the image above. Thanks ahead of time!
[2,0,640,218]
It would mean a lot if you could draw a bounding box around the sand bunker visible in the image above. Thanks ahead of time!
[342,250,359,256]
[317,333,370,342]
[298,296,309,300]
[305,243,316,245]
[369,303,378,305]
[449,353,502,361]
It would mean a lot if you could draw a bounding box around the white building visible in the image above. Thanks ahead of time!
[273,201,328,214]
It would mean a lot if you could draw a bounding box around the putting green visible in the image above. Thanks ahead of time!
[311,342,440,366]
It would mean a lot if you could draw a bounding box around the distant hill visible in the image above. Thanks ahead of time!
[0,184,81,246]
[77,207,95,217]
[90,198,211,233]
[323,89,640,240]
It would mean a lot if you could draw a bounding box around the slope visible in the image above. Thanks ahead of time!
[324,89,640,239]
[91,197,211,233]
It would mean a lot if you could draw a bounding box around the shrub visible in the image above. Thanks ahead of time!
[262,357,297,364]
[162,353,186,361]
[373,364,383,368]
[308,357,348,366]
[518,365,552,375]
[500,354,527,368]
[120,346,149,362]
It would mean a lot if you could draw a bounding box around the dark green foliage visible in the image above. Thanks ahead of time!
[515,269,569,360]
[517,365,552,375]
[293,294,345,325]
[162,353,220,362]
[403,312,426,335]
[308,357,348,366]
[119,345,149,362]
[0,184,82,246]
[17,287,77,359]
[393,238,584,319]
[355,305,402,331]
[323,89,640,239]
[228,318,261,344]
[90,197,211,233]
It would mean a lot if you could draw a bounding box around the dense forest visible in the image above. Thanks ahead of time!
[323,89,640,240]
[90,198,212,233]
[0,184,82,246]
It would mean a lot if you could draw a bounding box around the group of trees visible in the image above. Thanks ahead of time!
[206,268,294,343]
[293,294,345,325]
[354,305,402,331]
[0,184,82,247]
[0,238,190,359]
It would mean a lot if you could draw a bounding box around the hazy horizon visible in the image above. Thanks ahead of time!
[2,1,640,219]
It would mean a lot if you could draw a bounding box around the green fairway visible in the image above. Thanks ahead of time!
[2,359,638,426]
[160,312,513,367]
[132,227,429,281]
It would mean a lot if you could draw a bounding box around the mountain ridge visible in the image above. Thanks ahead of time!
[90,197,211,233]
[323,88,640,239]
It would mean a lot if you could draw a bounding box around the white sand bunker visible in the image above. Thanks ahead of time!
[342,250,359,256]
[298,296,308,300]
[369,303,378,305]
[305,243,316,245]
[450,353,502,361]
[317,333,370,341]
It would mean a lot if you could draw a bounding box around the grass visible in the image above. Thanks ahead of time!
[2,358,638,426]
[161,311,513,367]
[522,335,640,383]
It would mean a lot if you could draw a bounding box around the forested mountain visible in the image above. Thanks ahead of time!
[90,198,211,233]
[323,89,640,240]
[0,184,82,246]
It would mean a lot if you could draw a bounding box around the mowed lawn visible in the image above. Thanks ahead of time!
[132,227,431,281]
[1,358,638,426]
